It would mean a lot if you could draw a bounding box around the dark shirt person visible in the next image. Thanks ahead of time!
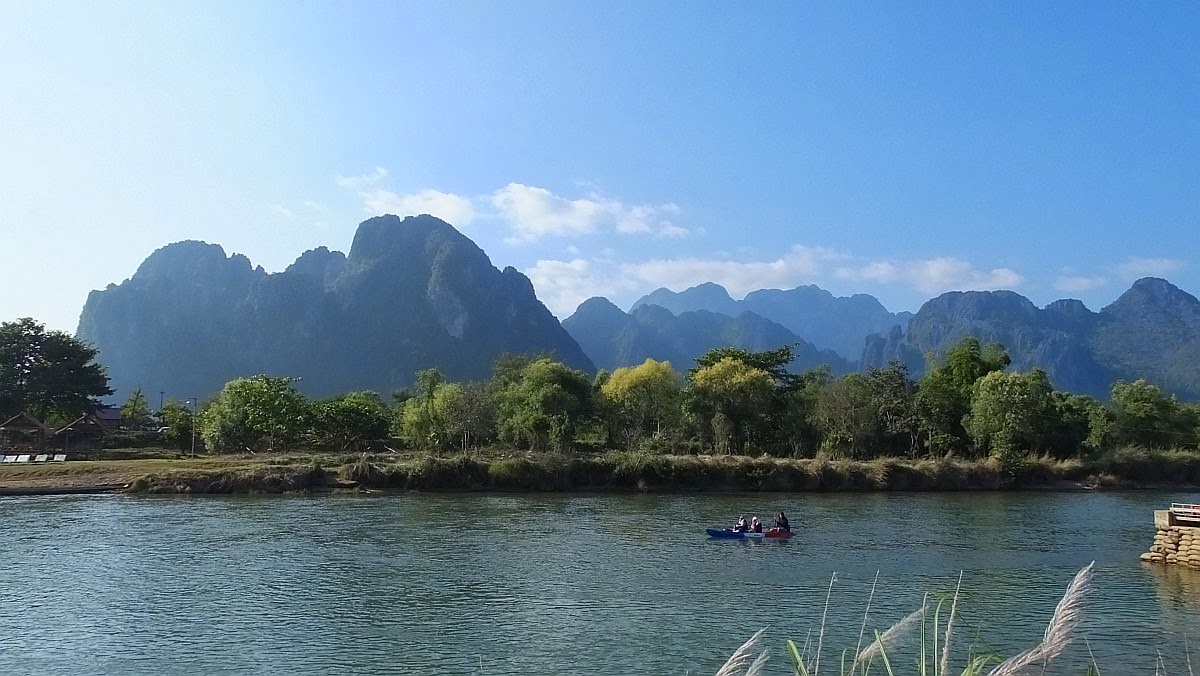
[732,516,749,532]
[774,512,791,532]
[749,516,763,533]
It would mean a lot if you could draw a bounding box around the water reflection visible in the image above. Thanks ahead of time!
[1147,563,1200,611]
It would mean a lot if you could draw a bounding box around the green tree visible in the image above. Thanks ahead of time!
[397,381,467,454]
[687,345,811,455]
[863,362,919,456]
[1108,379,1195,449]
[814,373,877,457]
[0,317,113,421]
[1045,392,1104,458]
[396,395,437,452]
[914,337,1009,455]
[496,358,593,452]
[777,367,832,457]
[415,368,446,401]
[964,369,1053,468]
[690,344,802,389]
[310,391,391,452]
[687,357,775,454]
[945,338,1011,393]
[159,398,196,451]
[396,369,454,454]
[120,388,152,429]
[488,353,540,392]
[440,382,495,451]
[199,375,309,453]
[600,359,682,447]
[913,367,965,455]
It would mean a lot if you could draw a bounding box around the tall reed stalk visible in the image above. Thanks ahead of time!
[722,562,1097,676]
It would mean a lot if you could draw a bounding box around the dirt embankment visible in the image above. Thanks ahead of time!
[1,448,1194,496]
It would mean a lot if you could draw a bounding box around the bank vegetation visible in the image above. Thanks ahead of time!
[5,319,1200,494]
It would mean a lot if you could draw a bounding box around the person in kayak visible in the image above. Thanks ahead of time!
[749,516,763,533]
[732,516,749,532]
[774,512,791,531]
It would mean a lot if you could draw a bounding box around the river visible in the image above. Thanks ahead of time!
[1,491,1197,675]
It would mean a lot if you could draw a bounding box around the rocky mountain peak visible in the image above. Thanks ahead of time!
[77,216,592,401]
[1103,277,1199,316]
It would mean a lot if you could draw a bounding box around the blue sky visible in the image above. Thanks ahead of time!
[2,1,1197,333]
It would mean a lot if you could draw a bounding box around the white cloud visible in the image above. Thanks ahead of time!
[527,247,1028,316]
[620,245,847,298]
[491,182,689,242]
[336,176,691,239]
[525,241,1038,321]
[335,167,389,190]
[657,222,691,238]
[908,258,1023,294]
[361,188,476,226]
[266,200,334,230]
[530,248,1027,314]
[331,175,1028,303]
[525,258,633,318]
[493,183,601,240]
[1116,257,1185,281]
[1054,275,1107,293]
[836,261,899,283]
[836,256,1022,295]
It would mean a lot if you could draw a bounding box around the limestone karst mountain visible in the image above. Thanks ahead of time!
[861,277,1200,400]
[563,297,853,376]
[74,214,1200,404]
[631,282,911,359]
[77,215,594,401]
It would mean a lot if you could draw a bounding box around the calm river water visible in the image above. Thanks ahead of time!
[1,491,1198,675]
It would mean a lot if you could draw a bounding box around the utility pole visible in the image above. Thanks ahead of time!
[187,398,197,458]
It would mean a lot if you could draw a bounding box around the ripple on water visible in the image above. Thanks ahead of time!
[0,491,1197,675]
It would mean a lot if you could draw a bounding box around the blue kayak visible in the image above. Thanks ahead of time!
[707,527,793,539]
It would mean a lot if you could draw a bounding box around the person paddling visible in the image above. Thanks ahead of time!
[732,515,749,532]
[774,512,791,532]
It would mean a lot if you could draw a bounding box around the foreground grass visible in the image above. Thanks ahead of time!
[1,445,1196,495]
[720,563,1100,676]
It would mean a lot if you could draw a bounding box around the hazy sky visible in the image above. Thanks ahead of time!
[2,1,1197,333]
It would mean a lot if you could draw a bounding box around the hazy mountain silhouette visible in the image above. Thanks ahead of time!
[77,215,593,401]
[564,298,853,376]
[861,278,1200,400]
[75,215,1199,404]
[631,283,911,358]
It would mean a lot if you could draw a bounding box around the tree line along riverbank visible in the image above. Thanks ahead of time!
[6,320,1199,495]
[2,446,1198,495]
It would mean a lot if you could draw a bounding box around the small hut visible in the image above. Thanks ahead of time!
[53,414,108,452]
[0,411,47,452]
[93,406,123,432]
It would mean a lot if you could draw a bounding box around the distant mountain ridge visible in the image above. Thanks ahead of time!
[74,215,1200,403]
[77,215,593,401]
[632,283,911,358]
[563,298,853,376]
[612,277,1200,401]
[862,278,1200,400]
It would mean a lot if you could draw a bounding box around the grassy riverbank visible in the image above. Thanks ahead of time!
[1,446,1198,495]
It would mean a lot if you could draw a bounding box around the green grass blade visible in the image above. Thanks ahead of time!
[874,629,896,676]
[787,639,810,676]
